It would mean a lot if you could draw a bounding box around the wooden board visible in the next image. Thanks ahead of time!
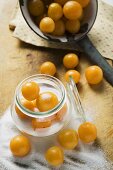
[0,0,113,164]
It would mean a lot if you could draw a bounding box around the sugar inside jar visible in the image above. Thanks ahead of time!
[11,74,72,137]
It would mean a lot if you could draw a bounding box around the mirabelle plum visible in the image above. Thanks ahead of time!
[15,99,34,119]
[22,82,40,101]
[32,118,52,129]
[75,0,90,8]
[58,129,78,149]
[21,99,35,110]
[85,66,103,85]
[65,20,80,33]
[52,20,65,36]
[45,146,64,166]
[78,122,97,143]
[65,70,80,83]
[40,61,56,76]
[63,1,83,20]
[28,0,44,16]
[36,92,59,112]
[48,3,63,21]
[39,17,55,33]
[10,135,31,157]
[63,53,79,69]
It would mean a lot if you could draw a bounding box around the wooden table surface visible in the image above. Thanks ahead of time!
[0,0,113,163]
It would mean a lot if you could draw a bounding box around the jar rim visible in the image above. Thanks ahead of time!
[15,74,66,118]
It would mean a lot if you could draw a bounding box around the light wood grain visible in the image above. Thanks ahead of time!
[0,0,113,164]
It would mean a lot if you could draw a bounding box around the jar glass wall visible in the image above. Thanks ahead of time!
[11,74,72,137]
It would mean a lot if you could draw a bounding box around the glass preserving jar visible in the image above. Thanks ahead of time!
[11,74,72,137]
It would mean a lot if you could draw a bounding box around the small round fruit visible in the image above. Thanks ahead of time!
[32,118,52,129]
[40,61,56,76]
[65,20,80,34]
[75,0,90,8]
[36,92,59,112]
[48,3,63,21]
[39,17,55,33]
[65,70,80,83]
[58,129,78,149]
[22,82,40,101]
[52,20,65,36]
[10,135,31,157]
[28,0,44,16]
[78,122,97,143]
[63,1,83,20]
[15,99,34,119]
[55,104,67,121]
[21,99,35,110]
[85,66,103,85]
[63,53,79,69]
[54,0,68,6]
[45,146,64,166]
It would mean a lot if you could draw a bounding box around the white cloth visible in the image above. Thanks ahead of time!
[0,107,112,170]
[102,0,113,6]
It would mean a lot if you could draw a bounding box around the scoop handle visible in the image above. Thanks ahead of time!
[78,36,113,86]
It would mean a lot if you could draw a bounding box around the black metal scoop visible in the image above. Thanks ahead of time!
[19,0,113,86]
